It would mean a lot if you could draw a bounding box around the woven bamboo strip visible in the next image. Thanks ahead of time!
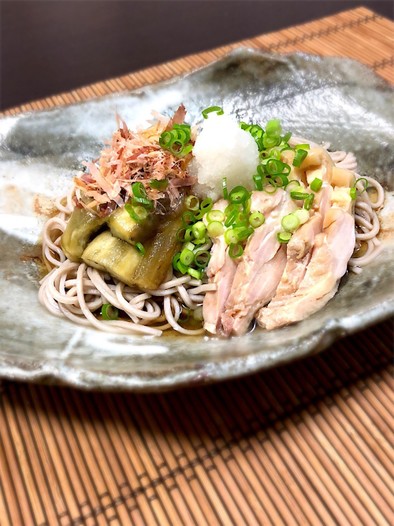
[135,396,212,526]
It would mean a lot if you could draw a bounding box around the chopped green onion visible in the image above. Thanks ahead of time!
[265,119,281,137]
[207,221,224,237]
[281,213,300,233]
[180,248,194,266]
[207,209,225,223]
[135,242,145,255]
[132,195,152,207]
[159,131,173,149]
[184,228,194,242]
[295,143,310,150]
[355,177,369,192]
[101,303,119,321]
[182,210,195,225]
[188,268,202,279]
[233,226,254,241]
[125,204,148,223]
[263,159,290,176]
[264,181,278,194]
[249,212,265,228]
[293,149,308,167]
[277,231,292,244]
[194,250,211,268]
[172,253,188,274]
[253,173,264,191]
[131,182,148,199]
[150,179,168,191]
[198,198,213,216]
[222,177,228,199]
[350,187,357,200]
[229,185,250,205]
[282,131,292,143]
[192,221,206,239]
[176,227,187,242]
[229,243,244,259]
[286,180,303,191]
[304,193,315,210]
[224,228,239,245]
[177,144,193,157]
[185,195,199,211]
[183,241,195,252]
[310,178,323,192]
[263,133,280,149]
[202,106,224,119]
[290,191,309,200]
[294,209,310,225]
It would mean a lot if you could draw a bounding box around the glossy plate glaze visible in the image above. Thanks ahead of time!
[0,49,393,391]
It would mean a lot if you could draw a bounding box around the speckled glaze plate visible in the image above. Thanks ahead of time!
[0,49,393,391]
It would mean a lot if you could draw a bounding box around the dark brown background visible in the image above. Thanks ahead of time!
[1,1,393,111]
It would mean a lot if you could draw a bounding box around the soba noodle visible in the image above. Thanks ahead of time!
[38,147,385,335]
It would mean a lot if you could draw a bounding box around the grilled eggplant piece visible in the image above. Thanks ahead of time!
[61,207,106,261]
[108,206,157,243]
[132,211,184,290]
[81,230,142,286]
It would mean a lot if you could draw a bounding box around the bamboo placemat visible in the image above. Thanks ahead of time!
[1,7,393,526]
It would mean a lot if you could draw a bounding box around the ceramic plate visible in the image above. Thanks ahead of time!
[0,49,393,391]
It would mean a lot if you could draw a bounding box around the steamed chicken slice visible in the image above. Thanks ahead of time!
[202,200,237,335]
[221,190,297,336]
[257,206,355,330]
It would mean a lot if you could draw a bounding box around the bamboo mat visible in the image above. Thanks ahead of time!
[1,7,393,525]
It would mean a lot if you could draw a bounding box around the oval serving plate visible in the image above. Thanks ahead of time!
[0,49,393,391]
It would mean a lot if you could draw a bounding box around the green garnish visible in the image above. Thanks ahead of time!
[292,148,308,167]
[229,243,244,259]
[150,179,169,191]
[249,212,265,228]
[277,232,292,244]
[310,178,323,192]
[202,106,224,119]
[101,303,119,321]
[281,213,300,233]
[185,195,199,211]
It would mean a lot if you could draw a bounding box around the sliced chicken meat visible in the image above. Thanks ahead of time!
[221,189,297,336]
[257,206,355,330]
[202,200,237,335]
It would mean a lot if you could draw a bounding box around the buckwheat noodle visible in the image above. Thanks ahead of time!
[39,148,385,335]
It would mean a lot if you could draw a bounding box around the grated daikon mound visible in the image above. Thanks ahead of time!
[190,113,259,200]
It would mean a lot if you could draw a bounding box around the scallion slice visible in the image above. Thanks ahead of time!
[281,213,300,233]
[294,208,310,225]
[292,149,308,167]
[253,173,264,191]
[350,187,357,200]
[182,210,196,225]
[131,182,148,199]
[150,179,168,191]
[290,191,309,200]
[188,268,202,279]
[194,250,211,268]
[185,195,199,211]
[207,221,224,237]
[202,106,224,119]
[222,177,229,199]
[180,248,194,266]
[229,186,250,205]
[224,228,239,245]
[207,209,225,223]
[277,231,292,244]
[295,143,310,150]
[310,178,323,192]
[192,221,206,240]
[125,204,148,223]
[304,193,315,210]
[135,242,145,255]
[101,303,119,321]
[249,212,265,228]
[229,243,244,259]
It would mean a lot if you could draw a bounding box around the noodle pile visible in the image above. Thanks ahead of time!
[38,148,385,336]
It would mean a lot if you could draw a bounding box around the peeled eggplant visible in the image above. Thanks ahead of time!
[81,230,142,286]
[61,207,106,261]
[108,206,157,243]
[132,212,183,290]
